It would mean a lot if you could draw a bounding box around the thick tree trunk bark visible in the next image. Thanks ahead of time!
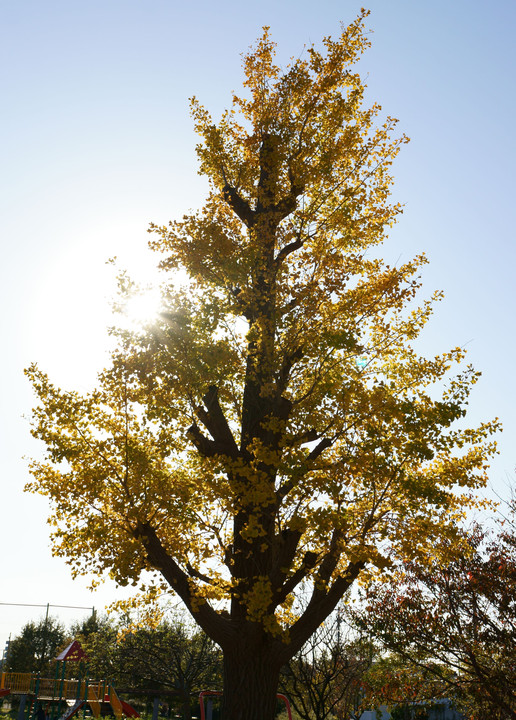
[221,645,282,720]
[180,694,191,720]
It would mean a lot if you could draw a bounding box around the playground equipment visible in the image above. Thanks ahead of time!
[0,640,139,720]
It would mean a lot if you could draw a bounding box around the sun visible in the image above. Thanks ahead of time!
[118,286,164,330]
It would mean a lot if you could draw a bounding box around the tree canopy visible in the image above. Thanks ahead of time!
[352,500,516,719]
[26,11,498,719]
[5,617,66,675]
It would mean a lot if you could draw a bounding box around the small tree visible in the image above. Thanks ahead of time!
[26,11,498,720]
[280,611,372,720]
[75,613,222,719]
[6,617,66,674]
[73,614,121,681]
[115,621,222,720]
[358,654,452,717]
[353,506,516,719]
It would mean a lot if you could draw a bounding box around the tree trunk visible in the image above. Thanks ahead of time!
[221,645,282,720]
[181,696,191,720]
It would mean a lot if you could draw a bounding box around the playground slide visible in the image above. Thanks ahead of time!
[56,700,85,720]
[120,700,140,718]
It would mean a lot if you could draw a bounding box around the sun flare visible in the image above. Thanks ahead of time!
[119,287,163,330]
[27,241,168,388]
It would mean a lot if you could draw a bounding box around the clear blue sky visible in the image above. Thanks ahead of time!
[1,0,515,652]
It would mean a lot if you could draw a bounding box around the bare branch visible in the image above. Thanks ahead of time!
[223,184,255,227]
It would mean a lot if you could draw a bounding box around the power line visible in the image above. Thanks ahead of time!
[0,603,94,611]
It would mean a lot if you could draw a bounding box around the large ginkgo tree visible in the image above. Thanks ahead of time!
[26,11,498,720]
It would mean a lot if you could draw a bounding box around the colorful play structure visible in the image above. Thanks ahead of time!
[0,640,139,720]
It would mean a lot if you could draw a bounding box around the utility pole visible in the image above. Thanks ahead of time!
[1,634,11,669]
